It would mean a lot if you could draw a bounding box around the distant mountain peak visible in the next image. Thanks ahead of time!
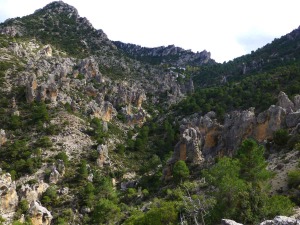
[34,1,79,17]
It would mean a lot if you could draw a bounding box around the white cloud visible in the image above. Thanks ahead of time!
[1,0,300,62]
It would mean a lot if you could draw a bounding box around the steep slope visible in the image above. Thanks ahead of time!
[0,1,114,57]
[193,26,300,87]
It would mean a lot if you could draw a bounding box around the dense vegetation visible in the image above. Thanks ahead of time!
[176,63,300,119]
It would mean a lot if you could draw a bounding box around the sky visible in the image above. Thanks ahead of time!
[1,0,300,63]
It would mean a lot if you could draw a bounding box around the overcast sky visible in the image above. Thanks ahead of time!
[1,0,300,62]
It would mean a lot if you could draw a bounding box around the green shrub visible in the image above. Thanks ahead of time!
[35,136,53,148]
[173,160,190,183]
[55,152,69,166]
[287,169,300,188]
[90,199,122,224]
[273,129,289,146]
[264,195,294,217]
[31,102,49,123]
[287,134,300,150]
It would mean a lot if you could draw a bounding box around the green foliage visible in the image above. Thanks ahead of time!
[10,115,22,130]
[0,140,42,178]
[125,200,178,225]
[31,102,49,123]
[35,136,53,148]
[55,152,69,166]
[92,173,118,201]
[56,209,73,225]
[90,199,122,225]
[176,64,300,119]
[0,216,5,225]
[263,195,294,217]
[287,169,300,188]
[173,160,190,183]
[273,129,290,146]
[41,185,58,208]
[77,160,88,181]
[45,124,60,135]
[79,182,95,207]
[89,118,108,144]
[237,139,271,183]
[14,199,29,219]
[203,139,294,224]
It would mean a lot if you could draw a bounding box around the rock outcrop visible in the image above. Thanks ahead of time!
[169,127,204,165]
[221,219,243,225]
[96,144,109,167]
[114,42,215,67]
[28,201,52,225]
[0,172,18,214]
[0,129,7,146]
[221,216,300,225]
[19,181,49,203]
[88,100,117,122]
[126,109,148,127]
[79,57,103,81]
[259,216,300,225]
[49,165,61,184]
[166,92,300,176]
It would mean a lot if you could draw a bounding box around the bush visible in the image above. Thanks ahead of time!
[287,134,300,150]
[35,136,53,148]
[90,199,122,224]
[273,129,289,146]
[264,195,294,217]
[287,169,300,188]
[31,102,49,123]
[173,160,190,183]
[55,152,69,166]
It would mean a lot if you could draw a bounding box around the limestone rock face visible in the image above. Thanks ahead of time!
[49,165,60,184]
[26,74,38,103]
[223,108,256,153]
[110,83,147,109]
[286,111,300,128]
[79,57,103,80]
[221,219,243,225]
[277,91,295,113]
[57,159,65,176]
[88,100,117,122]
[255,105,286,142]
[126,109,148,127]
[38,45,52,57]
[166,92,300,176]
[96,144,109,167]
[0,25,23,37]
[0,172,18,214]
[293,95,300,110]
[0,129,7,146]
[19,181,49,203]
[259,216,300,225]
[26,75,58,103]
[28,201,52,225]
[221,216,300,225]
[164,126,204,179]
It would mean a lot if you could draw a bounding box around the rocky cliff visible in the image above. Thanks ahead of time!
[165,91,300,177]
[114,41,215,67]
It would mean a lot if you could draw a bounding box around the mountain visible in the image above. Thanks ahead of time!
[193,26,300,87]
[113,41,215,66]
[0,1,299,225]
